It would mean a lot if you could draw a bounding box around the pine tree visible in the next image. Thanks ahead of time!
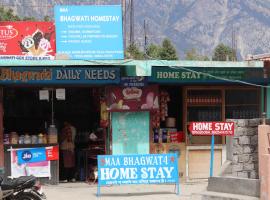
[185,48,209,61]
[0,6,20,21]
[125,43,144,60]
[146,43,161,59]
[213,43,236,61]
[159,39,178,60]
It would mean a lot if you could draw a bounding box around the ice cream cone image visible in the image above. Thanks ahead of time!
[35,46,46,56]
[36,38,51,56]
[22,36,37,56]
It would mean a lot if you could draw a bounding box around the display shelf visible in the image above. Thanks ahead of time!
[84,128,106,181]
[225,104,259,107]
[184,87,223,145]
[225,89,260,119]
[4,143,58,147]
[187,104,221,107]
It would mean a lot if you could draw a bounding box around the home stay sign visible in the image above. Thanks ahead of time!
[97,154,179,196]
[188,122,234,136]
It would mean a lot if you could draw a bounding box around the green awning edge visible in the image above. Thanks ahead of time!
[0,59,264,76]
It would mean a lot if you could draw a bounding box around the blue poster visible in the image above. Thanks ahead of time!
[17,148,47,164]
[120,77,148,87]
[98,154,179,186]
[112,112,150,155]
[54,5,124,60]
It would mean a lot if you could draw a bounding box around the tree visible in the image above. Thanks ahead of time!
[213,43,236,61]
[146,43,161,59]
[0,6,40,21]
[125,38,178,60]
[185,48,209,61]
[0,6,20,21]
[22,16,36,21]
[159,38,178,60]
[44,15,51,22]
[125,43,144,60]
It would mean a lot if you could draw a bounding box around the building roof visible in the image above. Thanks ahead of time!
[0,59,264,76]
[246,53,270,61]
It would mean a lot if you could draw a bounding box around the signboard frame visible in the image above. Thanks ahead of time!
[0,67,120,85]
[54,5,124,60]
[97,153,180,196]
[150,66,266,84]
[188,121,234,177]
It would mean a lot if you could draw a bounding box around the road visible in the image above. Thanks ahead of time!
[43,181,207,200]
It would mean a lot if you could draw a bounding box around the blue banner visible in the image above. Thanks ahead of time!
[98,154,179,186]
[0,67,120,84]
[120,77,148,87]
[17,148,47,164]
[54,5,124,60]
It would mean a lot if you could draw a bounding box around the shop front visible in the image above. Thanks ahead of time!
[0,60,266,183]
[0,65,120,184]
[148,64,265,180]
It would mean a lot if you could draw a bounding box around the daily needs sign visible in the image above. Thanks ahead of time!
[98,154,179,185]
[0,67,119,85]
[189,122,234,136]
[54,5,124,60]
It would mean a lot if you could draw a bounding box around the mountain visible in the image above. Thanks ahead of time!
[2,0,270,60]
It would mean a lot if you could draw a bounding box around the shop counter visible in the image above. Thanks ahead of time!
[4,144,59,185]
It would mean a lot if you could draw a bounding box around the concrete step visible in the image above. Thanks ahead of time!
[191,191,259,200]
[207,176,260,197]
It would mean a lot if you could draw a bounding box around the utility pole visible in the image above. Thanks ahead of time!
[231,24,237,61]
[122,0,126,51]
[144,19,148,56]
[130,0,134,46]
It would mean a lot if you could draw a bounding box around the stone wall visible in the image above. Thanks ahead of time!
[227,119,261,179]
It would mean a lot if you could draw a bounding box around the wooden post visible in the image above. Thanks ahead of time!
[0,87,4,170]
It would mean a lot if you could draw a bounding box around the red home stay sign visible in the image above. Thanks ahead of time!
[188,122,234,136]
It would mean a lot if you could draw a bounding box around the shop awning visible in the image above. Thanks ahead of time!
[0,59,264,76]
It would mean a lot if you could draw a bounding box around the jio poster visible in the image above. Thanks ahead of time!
[17,148,47,164]
[16,147,59,164]
[11,150,50,178]
[0,21,55,60]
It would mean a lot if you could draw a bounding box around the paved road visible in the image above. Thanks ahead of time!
[43,181,207,200]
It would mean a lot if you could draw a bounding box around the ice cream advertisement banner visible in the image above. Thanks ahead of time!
[98,154,179,186]
[107,85,159,111]
[10,149,51,178]
[0,21,55,60]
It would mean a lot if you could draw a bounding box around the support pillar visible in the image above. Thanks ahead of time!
[261,154,270,200]
[0,87,3,173]
[258,124,270,177]
[259,119,270,199]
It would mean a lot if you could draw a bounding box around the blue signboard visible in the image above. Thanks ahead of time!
[97,153,179,196]
[149,66,266,84]
[0,67,119,84]
[54,5,124,60]
[17,148,46,164]
[120,76,148,87]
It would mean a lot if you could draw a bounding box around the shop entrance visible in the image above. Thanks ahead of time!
[111,111,150,155]
[3,87,105,182]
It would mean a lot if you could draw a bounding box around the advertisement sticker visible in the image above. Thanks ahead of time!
[0,21,55,60]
